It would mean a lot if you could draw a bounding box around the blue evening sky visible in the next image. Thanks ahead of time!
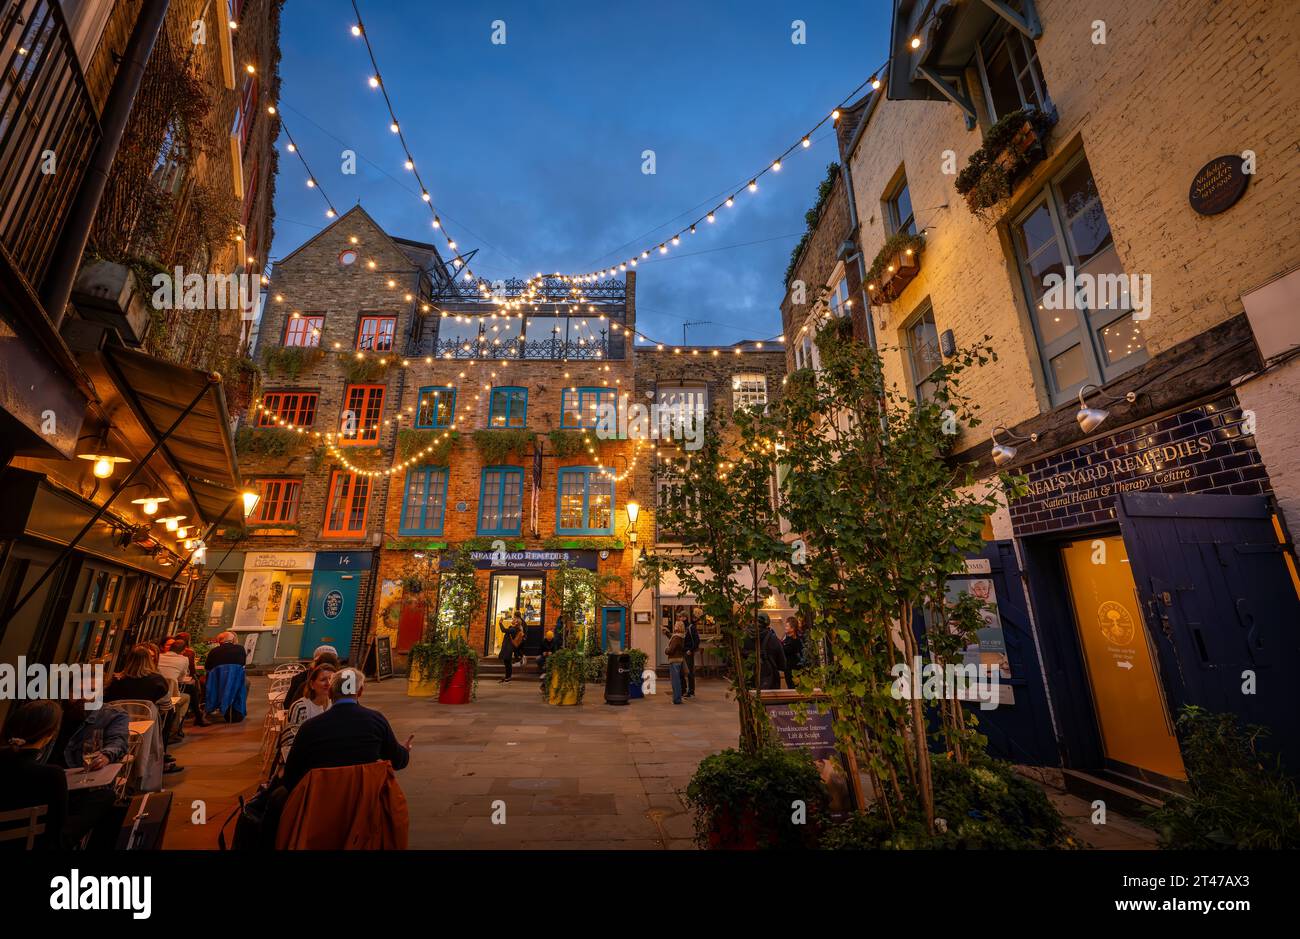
[270,0,891,347]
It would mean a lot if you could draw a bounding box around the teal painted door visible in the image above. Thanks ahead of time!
[601,607,627,651]
[300,569,361,658]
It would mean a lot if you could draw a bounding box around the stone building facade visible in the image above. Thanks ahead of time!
[784,0,1300,796]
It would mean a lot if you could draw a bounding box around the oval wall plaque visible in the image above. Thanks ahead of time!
[1188,155,1249,216]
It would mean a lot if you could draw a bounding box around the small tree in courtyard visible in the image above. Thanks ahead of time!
[768,316,1023,833]
[656,407,789,753]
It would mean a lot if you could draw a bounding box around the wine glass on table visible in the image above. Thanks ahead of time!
[82,728,103,774]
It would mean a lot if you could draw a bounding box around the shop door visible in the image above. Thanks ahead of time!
[956,541,1058,766]
[1117,492,1300,770]
[1061,535,1185,780]
[486,574,545,656]
[601,606,626,652]
[300,569,360,658]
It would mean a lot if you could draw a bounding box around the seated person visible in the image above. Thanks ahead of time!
[286,663,335,727]
[204,632,247,670]
[283,646,340,706]
[54,695,133,847]
[0,701,67,850]
[282,669,412,792]
[160,637,205,727]
[105,644,183,773]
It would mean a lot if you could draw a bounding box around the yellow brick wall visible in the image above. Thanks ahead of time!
[848,0,1300,451]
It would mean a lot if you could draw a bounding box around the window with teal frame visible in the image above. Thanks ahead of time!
[555,466,615,535]
[415,386,456,429]
[488,386,527,428]
[478,466,524,535]
[560,387,615,429]
[399,466,448,535]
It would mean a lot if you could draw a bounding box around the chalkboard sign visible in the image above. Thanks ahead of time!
[1189,154,1249,216]
[759,691,863,813]
[364,635,394,681]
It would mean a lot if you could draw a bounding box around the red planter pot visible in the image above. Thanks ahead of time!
[438,658,473,704]
[706,807,762,850]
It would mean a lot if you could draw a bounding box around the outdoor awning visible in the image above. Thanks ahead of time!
[102,345,241,525]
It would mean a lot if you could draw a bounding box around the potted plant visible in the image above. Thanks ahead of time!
[865,232,926,304]
[541,561,622,707]
[434,632,478,704]
[431,547,483,705]
[954,106,1056,219]
[406,639,440,697]
[685,747,830,849]
[544,646,586,705]
[626,648,648,699]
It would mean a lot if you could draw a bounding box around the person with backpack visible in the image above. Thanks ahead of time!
[782,617,804,690]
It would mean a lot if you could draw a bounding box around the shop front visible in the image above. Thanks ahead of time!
[230,552,316,667]
[1011,394,1300,791]
[435,548,624,658]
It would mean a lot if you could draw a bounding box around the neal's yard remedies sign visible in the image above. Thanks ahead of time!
[1009,395,1268,536]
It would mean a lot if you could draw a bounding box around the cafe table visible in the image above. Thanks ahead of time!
[65,762,124,792]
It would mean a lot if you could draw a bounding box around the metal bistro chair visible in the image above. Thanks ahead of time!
[258,674,295,771]
[0,806,48,849]
[103,699,165,793]
[272,663,306,675]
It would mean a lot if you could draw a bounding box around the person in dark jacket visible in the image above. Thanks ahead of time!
[0,701,67,850]
[682,614,701,698]
[782,617,804,690]
[282,669,412,792]
[755,614,787,690]
[204,632,247,670]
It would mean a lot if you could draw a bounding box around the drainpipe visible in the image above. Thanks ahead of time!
[42,0,172,327]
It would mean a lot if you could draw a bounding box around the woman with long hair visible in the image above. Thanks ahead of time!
[286,664,335,727]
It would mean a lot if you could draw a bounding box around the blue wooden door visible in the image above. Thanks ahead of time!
[1118,492,1300,770]
[958,540,1059,766]
[300,568,361,658]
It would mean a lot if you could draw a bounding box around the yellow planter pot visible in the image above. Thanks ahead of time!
[547,671,580,706]
[407,670,439,697]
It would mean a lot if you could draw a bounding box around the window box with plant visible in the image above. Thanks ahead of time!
[954,107,1057,219]
[865,232,926,305]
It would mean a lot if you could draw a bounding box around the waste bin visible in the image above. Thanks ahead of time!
[604,652,631,705]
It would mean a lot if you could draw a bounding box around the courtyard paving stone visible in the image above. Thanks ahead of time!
[159,673,1157,850]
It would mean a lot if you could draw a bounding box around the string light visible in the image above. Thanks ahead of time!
[280,117,338,219]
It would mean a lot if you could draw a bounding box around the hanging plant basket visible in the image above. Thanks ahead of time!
[865,232,926,305]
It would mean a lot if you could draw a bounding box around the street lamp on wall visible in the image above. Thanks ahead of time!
[242,488,261,518]
[990,426,1038,467]
[625,500,640,545]
[1075,384,1137,434]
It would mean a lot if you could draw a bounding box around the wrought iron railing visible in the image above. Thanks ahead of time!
[0,0,100,291]
[432,333,610,360]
